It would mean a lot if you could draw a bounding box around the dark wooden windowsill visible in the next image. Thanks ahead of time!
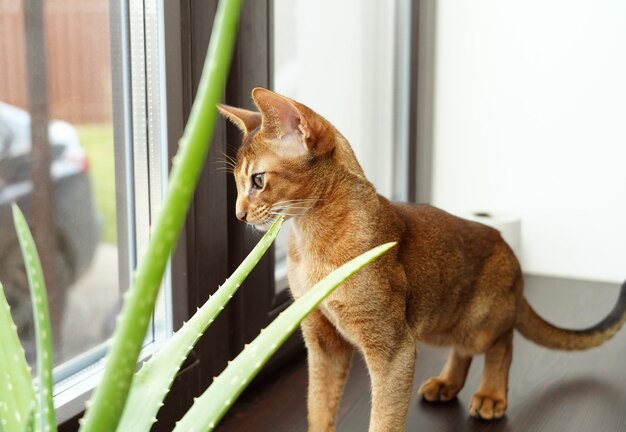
[217,275,626,432]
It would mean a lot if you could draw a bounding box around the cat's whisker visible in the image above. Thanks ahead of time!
[271,205,312,213]
[271,206,317,216]
[273,202,317,206]
[274,205,315,212]
[212,152,237,172]
[211,167,234,174]
[272,201,319,209]
[274,198,320,202]
[271,212,309,218]
[273,198,321,206]
[226,142,240,155]
[255,216,279,231]
[269,211,308,218]
[219,150,237,165]
[272,206,313,211]
[272,200,321,208]
[210,161,235,171]
[211,163,234,170]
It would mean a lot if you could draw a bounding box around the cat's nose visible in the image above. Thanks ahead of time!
[236,211,247,221]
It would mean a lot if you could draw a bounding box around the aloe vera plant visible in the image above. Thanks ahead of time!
[174,242,396,432]
[9,205,56,432]
[117,216,284,431]
[0,280,35,432]
[1,209,393,432]
[0,206,57,432]
[0,0,398,430]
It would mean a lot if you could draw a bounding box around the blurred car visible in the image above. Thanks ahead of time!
[0,102,100,355]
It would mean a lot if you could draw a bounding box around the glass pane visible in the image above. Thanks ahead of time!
[0,0,120,368]
[271,0,403,294]
[0,0,170,390]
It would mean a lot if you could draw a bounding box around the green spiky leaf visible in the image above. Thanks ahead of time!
[117,217,283,431]
[0,281,36,432]
[12,205,56,432]
[21,403,35,432]
[173,242,397,432]
[79,0,243,430]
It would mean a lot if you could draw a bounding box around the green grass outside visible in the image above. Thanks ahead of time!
[76,124,117,244]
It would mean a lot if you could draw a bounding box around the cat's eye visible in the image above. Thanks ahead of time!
[252,172,265,189]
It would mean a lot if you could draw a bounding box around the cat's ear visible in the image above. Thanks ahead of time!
[217,104,262,135]
[251,87,331,155]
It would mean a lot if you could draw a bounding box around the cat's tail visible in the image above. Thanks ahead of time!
[515,281,626,350]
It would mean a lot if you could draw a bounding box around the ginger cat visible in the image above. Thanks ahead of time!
[218,88,626,432]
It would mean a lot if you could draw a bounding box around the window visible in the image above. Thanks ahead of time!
[271,0,414,292]
[0,0,171,421]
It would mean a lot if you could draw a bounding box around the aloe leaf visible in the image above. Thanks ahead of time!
[0,281,36,432]
[78,0,242,430]
[173,242,397,432]
[117,217,282,431]
[12,206,56,432]
[20,403,34,432]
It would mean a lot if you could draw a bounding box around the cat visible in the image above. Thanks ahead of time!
[218,88,626,432]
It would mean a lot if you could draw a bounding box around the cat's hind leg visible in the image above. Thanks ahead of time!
[418,348,473,402]
[468,329,513,420]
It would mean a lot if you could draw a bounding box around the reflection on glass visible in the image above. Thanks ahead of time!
[272,0,295,295]
[274,219,292,294]
[0,1,121,370]
[271,0,400,294]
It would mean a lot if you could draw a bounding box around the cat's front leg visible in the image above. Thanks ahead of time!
[362,330,416,432]
[301,309,353,432]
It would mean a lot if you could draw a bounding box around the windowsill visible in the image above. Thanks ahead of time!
[217,275,626,431]
[54,337,168,424]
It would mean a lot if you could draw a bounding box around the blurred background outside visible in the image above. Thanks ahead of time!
[0,0,119,367]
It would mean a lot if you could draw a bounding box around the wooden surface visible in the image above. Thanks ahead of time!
[217,276,626,431]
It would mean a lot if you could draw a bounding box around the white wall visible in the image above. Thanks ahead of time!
[433,0,626,283]
[273,0,396,198]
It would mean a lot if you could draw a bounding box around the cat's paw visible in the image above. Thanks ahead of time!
[468,393,507,420]
[418,377,462,402]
